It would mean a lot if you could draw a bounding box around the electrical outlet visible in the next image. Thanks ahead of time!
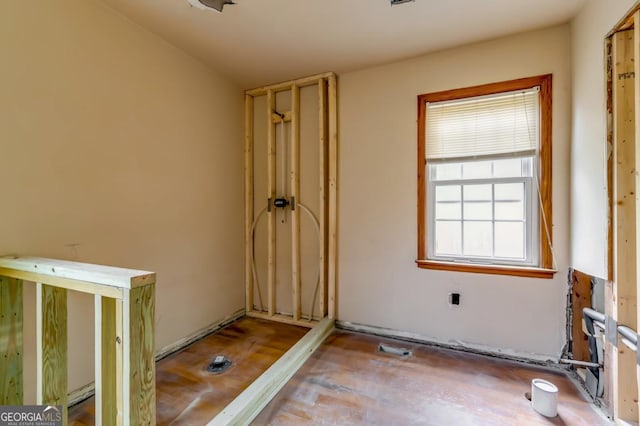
[449,293,460,306]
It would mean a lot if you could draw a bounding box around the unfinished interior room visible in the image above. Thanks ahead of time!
[5,0,640,424]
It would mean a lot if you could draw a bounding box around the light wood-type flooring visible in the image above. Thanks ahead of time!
[69,318,609,425]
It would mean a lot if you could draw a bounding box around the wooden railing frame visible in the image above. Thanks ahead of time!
[0,256,156,426]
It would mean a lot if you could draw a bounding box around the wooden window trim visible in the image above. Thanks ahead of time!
[415,260,556,279]
[416,75,554,278]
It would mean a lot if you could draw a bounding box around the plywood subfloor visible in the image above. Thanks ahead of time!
[254,330,610,426]
[68,317,308,425]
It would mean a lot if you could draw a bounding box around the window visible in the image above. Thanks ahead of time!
[416,75,554,278]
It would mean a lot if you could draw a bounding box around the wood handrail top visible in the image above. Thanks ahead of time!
[0,255,155,289]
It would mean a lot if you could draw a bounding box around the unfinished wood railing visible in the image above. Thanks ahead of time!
[0,255,156,425]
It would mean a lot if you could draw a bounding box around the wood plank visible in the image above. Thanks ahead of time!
[0,267,122,299]
[570,270,592,363]
[291,84,301,321]
[121,291,131,425]
[36,282,43,403]
[607,3,640,37]
[40,284,68,424]
[102,297,125,426]
[612,28,638,422]
[607,36,615,282]
[129,285,156,425]
[538,74,554,270]
[0,256,154,289]
[246,72,335,97]
[101,297,118,426]
[635,11,640,420]
[246,310,317,329]
[417,92,427,260]
[95,296,103,426]
[415,260,556,278]
[245,94,254,313]
[328,73,338,319]
[267,89,277,317]
[207,317,335,426]
[0,276,23,405]
[318,79,328,317]
[605,35,616,416]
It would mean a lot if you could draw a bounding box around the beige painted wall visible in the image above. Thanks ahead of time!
[338,25,571,359]
[0,0,243,400]
[570,0,637,279]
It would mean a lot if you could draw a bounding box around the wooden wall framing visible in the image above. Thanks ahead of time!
[605,7,640,422]
[244,72,338,327]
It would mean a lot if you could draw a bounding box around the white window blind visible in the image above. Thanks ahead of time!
[426,88,539,162]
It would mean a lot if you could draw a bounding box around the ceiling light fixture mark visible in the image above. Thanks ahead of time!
[390,0,415,6]
[187,0,235,13]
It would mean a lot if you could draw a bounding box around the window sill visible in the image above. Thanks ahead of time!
[415,259,557,279]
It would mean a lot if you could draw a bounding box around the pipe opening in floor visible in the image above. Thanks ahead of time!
[207,355,232,373]
[378,343,412,357]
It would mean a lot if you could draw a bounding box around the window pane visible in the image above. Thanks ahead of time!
[464,202,492,220]
[495,201,523,220]
[462,161,492,179]
[493,158,523,178]
[494,183,523,201]
[463,221,492,257]
[435,221,462,255]
[434,163,462,181]
[495,222,524,259]
[436,202,461,220]
[521,157,534,177]
[464,184,492,201]
[435,185,461,202]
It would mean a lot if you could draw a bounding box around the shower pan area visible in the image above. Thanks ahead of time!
[244,72,338,327]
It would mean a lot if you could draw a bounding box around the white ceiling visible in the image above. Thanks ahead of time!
[101,0,586,89]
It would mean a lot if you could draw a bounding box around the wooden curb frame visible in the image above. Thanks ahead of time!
[207,317,335,425]
[244,72,338,326]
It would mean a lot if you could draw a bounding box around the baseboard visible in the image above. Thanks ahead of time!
[68,307,245,407]
[155,308,245,361]
[68,381,95,407]
[335,320,559,367]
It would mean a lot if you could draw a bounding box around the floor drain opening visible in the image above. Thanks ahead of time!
[378,343,412,357]
[207,355,232,373]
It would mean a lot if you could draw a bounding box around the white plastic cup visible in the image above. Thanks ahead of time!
[531,378,558,417]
